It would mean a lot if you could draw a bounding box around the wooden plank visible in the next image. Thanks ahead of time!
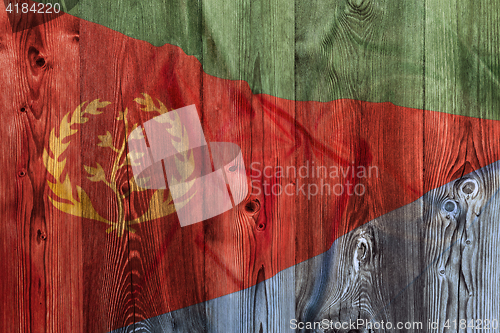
[78,21,135,332]
[0,5,85,332]
[32,14,84,333]
[0,7,31,332]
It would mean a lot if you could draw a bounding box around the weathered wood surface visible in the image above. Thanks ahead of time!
[0,6,83,333]
[1,0,500,332]
[56,0,500,122]
[111,161,500,332]
[294,164,500,333]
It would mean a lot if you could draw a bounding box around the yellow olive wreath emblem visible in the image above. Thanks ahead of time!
[43,95,195,236]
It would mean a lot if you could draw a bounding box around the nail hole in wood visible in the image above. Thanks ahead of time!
[440,269,445,275]
[20,107,26,112]
[35,57,46,67]
[18,170,26,177]
[466,240,471,245]
[37,229,47,241]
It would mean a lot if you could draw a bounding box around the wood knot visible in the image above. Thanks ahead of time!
[356,239,368,261]
[120,183,130,195]
[462,181,475,194]
[244,198,264,229]
[441,199,459,219]
[28,46,48,74]
[244,198,260,215]
[353,229,374,270]
[346,0,372,15]
[37,229,47,241]
[116,170,131,195]
[348,0,364,8]
[443,200,457,213]
[458,178,479,199]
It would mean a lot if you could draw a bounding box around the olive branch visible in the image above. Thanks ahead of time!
[43,95,196,236]
[43,100,115,230]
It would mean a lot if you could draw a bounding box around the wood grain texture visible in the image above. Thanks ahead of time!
[1,0,500,332]
[113,161,500,332]
[0,5,84,333]
[294,163,500,333]
[42,0,500,120]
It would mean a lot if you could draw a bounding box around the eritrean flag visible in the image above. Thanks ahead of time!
[1,1,500,332]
